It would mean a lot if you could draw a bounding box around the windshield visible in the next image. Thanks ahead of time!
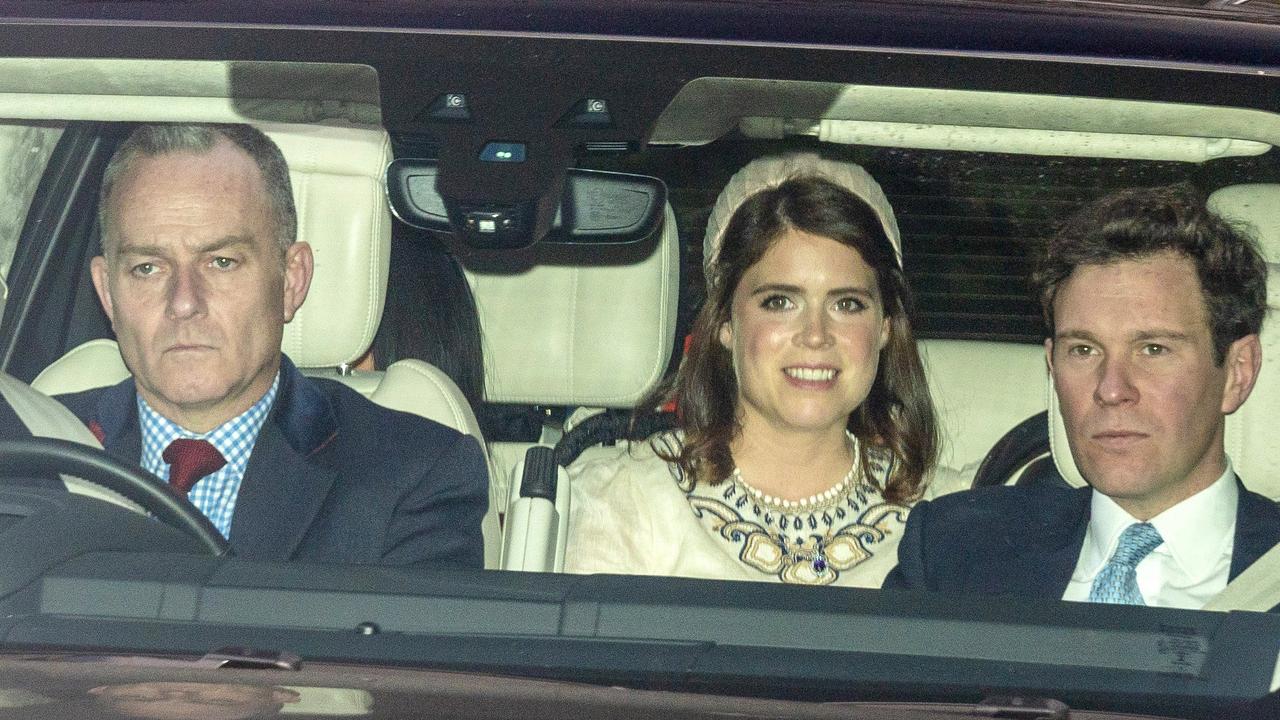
[0,2,1279,720]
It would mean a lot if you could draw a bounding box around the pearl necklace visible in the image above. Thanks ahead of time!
[731,460,858,512]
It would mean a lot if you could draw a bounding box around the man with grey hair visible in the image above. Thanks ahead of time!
[57,123,487,568]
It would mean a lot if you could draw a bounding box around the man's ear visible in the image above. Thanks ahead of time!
[1043,337,1055,374]
[281,241,314,323]
[89,256,114,326]
[1221,333,1262,415]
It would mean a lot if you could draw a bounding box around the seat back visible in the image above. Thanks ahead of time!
[919,339,1047,474]
[1049,183,1280,498]
[33,122,502,566]
[466,206,681,409]
[463,205,681,570]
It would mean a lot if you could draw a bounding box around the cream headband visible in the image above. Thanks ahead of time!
[701,153,903,287]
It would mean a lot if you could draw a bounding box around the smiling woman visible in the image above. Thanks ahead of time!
[563,154,937,586]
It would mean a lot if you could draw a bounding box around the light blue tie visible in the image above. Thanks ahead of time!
[1089,522,1164,605]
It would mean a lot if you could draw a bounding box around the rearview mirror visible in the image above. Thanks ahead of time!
[387,158,667,250]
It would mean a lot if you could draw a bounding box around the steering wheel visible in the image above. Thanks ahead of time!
[0,437,231,555]
[971,411,1070,489]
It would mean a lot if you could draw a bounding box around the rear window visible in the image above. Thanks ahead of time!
[582,139,1280,344]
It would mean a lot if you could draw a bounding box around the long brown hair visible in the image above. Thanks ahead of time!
[648,175,937,503]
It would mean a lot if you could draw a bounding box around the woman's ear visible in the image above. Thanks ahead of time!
[718,321,733,350]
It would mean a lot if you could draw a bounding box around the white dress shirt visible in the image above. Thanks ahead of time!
[1063,463,1237,609]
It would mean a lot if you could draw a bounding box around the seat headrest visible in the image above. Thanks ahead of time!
[1208,184,1280,264]
[463,205,680,407]
[1050,183,1280,497]
[264,123,392,368]
[1047,377,1088,489]
[1211,183,1280,499]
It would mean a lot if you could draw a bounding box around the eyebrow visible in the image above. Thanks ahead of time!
[749,283,876,297]
[116,235,254,258]
[1054,329,1194,344]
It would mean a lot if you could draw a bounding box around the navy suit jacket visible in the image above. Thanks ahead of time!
[56,355,488,568]
[883,481,1280,603]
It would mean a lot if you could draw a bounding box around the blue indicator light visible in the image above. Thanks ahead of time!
[480,142,527,163]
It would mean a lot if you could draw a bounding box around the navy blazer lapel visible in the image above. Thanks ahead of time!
[227,357,339,561]
[228,419,337,560]
[1229,477,1280,580]
[1001,486,1092,599]
[90,378,144,465]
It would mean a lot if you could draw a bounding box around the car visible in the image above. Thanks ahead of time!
[1,1,1280,718]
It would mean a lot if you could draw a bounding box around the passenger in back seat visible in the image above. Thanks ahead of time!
[351,236,486,411]
[565,154,938,586]
[884,184,1280,609]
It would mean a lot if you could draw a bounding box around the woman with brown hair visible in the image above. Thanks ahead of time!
[565,154,938,586]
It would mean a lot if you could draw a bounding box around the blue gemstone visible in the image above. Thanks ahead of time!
[813,557,827,573]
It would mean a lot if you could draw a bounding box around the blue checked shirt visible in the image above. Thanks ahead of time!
[138,374,280,539]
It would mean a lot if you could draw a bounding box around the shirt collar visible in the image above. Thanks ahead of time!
[137,373,281,460]
[1081,461,1237,579]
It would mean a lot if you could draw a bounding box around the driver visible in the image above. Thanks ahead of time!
[884,184,1280,609]
[55,123,487,568]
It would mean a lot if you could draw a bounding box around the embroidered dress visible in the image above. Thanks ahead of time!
[565,433,911,587]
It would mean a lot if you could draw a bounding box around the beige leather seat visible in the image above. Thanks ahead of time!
[463,206,681,571]
[1048,183,1280,498]
[1210,184,1280,500]
[919,339,1047,476]
[31,122,502,566]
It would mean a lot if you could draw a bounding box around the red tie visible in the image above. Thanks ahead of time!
[162,438,227,494]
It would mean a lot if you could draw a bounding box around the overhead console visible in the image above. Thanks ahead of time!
[389,67,676,250]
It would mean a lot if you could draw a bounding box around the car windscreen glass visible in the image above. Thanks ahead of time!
[1,6,1280,720]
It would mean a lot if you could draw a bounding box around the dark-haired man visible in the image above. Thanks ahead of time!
[56,123,487,568]
[884,184,1280,608]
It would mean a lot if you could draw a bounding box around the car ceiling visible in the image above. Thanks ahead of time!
[0,0,1277,224]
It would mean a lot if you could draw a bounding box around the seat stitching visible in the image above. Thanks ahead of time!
[400,362,469,431]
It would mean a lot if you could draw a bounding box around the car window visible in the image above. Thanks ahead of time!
[0,121,62,323]
[4,5,1280,718]
[585,143,1280,345]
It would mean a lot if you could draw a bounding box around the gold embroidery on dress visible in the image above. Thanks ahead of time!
[689,494,909,585]
[686,443,906,584]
